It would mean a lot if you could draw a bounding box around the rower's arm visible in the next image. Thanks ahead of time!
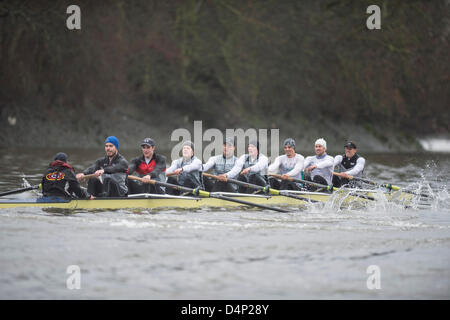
[333,155,343,167]
[202,156,217,172]
[165,160,179,174]
[345,157,366,176]
[249,154,268,173]
[225,155,245,179]
[127,158,139,175]
[83,159,100,175]
[150,155,167,178]
[302,157,312,171]
[268,156,281,174]
[316,156,334,169]
[66,170,89,199]
[104,158,128,174]
[286,155,304,177]
[181,158,202,173]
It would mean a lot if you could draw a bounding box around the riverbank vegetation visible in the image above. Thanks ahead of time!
[0,1,448,148]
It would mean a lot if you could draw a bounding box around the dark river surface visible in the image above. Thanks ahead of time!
[0,148,449,299]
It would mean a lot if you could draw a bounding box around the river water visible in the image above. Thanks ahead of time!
[0,148,449,299]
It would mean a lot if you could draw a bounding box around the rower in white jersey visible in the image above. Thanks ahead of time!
[332,141,366,188]
[165,141,203,195]
[217,140,269,193]
[303,138,334,189]
[268,138,305,190]
[202,137,238,192]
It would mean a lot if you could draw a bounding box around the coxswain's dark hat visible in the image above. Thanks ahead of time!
[344,141,357,149]
[54,152,68,162]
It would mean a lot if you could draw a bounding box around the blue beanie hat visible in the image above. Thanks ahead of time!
[105,136,119,149]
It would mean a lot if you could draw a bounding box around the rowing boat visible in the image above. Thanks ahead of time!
[0,189,415,210]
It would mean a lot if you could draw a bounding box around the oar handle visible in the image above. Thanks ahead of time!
[129,175,208,197]
[269,174,335,192]
[128,175,156,185]
[78,173,98,181]
[205,172,280,195]
[333,172,376,185]
[332,172,354,180]
[270,173,292,181]
[202,172,226,181]
[165,172,179,177]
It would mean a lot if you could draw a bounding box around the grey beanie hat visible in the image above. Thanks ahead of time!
[182,140,194,150]
[283,138,296,149]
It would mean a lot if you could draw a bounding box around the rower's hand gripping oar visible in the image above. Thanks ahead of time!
[332,172,429,198]
[270,174,336,192]
[202,173,319,203]
[270,174,376,201]
[128,175,289,213]
[0,184,42,197]
[78,173,102,181]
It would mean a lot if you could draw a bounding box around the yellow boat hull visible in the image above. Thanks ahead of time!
[0,190,414,210]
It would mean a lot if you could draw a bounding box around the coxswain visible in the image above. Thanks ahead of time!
[165,141,203,195]
[303,138,334,188]
[268,138,305,190]
[128,138,167,194]
[218,140,268,193]
[332,141,366,188]
[76,136,129,197]
[42,152,89,199]
[202,137,238,192]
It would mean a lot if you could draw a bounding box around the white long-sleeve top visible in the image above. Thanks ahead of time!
[226,153,268,179]
[303,153,334,184]
[333,155,365,177]
[166,156,203,174]
[268,154,304,180]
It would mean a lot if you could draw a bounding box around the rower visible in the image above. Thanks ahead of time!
[127,138,167,194]
[218,140,268,193]
[303,138,334,190]
[165,141,203,195]
[202,137,238,192]
[76,136,129,197]
[42,152,89,199]
[268,138,305,190]
[332,141,366,188]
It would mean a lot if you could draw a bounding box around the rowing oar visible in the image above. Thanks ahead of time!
[78,173,100,181]
[0,184,42,197]
[269,174,376,201]
[270,174,336,192]
[202,173,320,203]
[332,172,429,197]
[128,175,289,213]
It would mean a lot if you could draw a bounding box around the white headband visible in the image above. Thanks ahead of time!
[315,138,327,150]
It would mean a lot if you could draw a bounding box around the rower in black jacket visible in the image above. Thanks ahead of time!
[332,141,366,188]
[42,152,88,198]
[76,136,129,197]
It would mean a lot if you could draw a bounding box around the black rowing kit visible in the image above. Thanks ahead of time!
[42,160,87,198]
